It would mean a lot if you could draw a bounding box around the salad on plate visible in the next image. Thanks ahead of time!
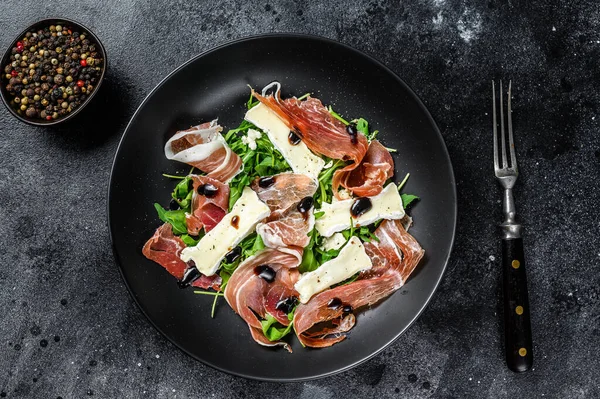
[142,82,424,352]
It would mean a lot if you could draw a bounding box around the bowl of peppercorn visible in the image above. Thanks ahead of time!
[0,18,106,125]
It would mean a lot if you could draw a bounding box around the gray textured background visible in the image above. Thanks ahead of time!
[1,0,599,398]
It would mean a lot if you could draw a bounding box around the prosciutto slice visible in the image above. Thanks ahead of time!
[337,140,394,197]
[224,248,302,352]
[293,219,424,348]
[185,175,229,235]
[142,223,188,279]
[164,120,242,182]
[252,83,368,199]
[143,223,222,291]
[251,173,317,248]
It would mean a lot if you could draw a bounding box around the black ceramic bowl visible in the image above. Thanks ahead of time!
[0,17,106,126]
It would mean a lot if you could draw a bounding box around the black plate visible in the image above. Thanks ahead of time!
[108,34,456,381]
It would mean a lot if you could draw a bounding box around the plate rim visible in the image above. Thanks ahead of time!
[107,33,457,382]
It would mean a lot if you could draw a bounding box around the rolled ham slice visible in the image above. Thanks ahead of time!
[164,120,242,182]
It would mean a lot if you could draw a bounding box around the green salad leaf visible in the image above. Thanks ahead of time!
[261,313,295,342]
[224,120,292,211]
[314,159,347,207]
[153,203,188,235]
[401,193,420,208]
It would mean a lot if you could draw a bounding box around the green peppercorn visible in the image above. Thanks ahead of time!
[29,46,36,52]
[87,58,95,66]
[21,89,27,96]
[51,58,58,65]
[40,110,47,118]
[5,74,11,79]
[29,63,35,69]
[56,47,62,53]
[55,25,62,31]
[66,75,73,83]
[33,94,40,101]
[20,104,26,111]
[22,78,28,84]
[52,112,58,119]
[14,97,20,104]
[81,53,87,60]
[21,55,27,61]
[61,101,68,109]
[41,98,48,106]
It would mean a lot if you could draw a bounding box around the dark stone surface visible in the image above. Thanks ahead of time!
[0,0,599,398]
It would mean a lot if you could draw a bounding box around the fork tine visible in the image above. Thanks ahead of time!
[492,81,499,171]
[499,80,508,168]
[507,81,517,172]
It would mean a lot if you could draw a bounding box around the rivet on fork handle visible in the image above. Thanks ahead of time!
[492,80,533,372]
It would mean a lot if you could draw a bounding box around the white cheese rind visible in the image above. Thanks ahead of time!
[294,236,372,303]
[180,187,270,276]
[245,103,325,180]
[315,184,405,237]
[320,232,347,251]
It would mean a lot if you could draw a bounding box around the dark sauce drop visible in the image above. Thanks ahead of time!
[224,246,242,264]
[342,305,353,314]
[254,264,276,283]
[327,297,343,309]
[288,131,301,145]
[258,176,275,188]
[275,296,298,313]
[346,123,358,144]
[297,196,314,218]
[197,183,219,197]
[169,199,180,210]
[178,266,200,289]
[350,197,372,218]
[231,215,240,229]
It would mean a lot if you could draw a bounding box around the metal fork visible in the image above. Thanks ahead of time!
[492,81,533,373]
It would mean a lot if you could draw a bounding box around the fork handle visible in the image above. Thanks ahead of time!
[502,237,533,372]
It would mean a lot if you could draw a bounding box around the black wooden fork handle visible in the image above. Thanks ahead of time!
[502,237,533,372]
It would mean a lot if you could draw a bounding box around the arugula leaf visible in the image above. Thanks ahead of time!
[314,159,346,207]
[180,234,200,247]
[314,211,325,219]
[353,117,380,142]
[327,105,349,125]
[247,91,259,110]
[261,313,294,342]
[401,194,420,208]
[248,234,265,256]
[225,121,291,210]
[299,229,320,273]
[154,203,188,235]
[171,176,194,210]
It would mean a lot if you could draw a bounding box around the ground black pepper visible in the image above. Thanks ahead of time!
[2,23,104,121]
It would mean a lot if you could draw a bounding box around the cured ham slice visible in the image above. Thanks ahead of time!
[337,140,394,197]
[252,83,368,199]
[251,173,317,248]
[224,248,302,352]
[257,210,314,248]
[164,120,242,182]
[185,175,229,235]
[142,223,188,279]
[293,219,424,348]
[190,274,222,291]
[251,173,317,219]
[143,224,223,290]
